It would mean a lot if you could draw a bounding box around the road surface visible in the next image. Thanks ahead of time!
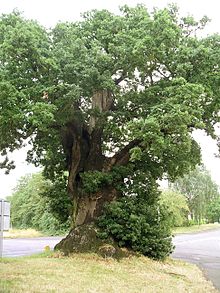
[172,228,220,291]
[2,236,63,257]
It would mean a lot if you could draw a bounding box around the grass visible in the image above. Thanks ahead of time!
[173,223,220,234]
[0,252,218,293]
[3,228,45,239]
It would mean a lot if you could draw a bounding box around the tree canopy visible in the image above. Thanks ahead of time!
[1,5,220,258]
[1,6,220,177]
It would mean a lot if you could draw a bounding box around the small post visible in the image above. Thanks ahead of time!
[0,200,4,258]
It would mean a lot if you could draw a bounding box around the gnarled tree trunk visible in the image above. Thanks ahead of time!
[61,90,117,226]
[56,90,140,254]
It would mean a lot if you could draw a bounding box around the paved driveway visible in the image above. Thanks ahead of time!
[172,228,220,291]
[2,236,63,257]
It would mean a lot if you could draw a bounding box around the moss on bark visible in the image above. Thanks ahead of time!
[55,224,134,259]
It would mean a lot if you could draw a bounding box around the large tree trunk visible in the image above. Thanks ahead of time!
[56,90,140,254]
[74,186,118,226]
[61,89,117,227]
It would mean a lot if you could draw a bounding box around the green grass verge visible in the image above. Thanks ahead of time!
[4,229,67,239]
[173,223,220,234]
[3,229,45,239]
[0,252,218,293]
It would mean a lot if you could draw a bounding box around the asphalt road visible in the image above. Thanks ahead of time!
[172,228,220,291]
[2,236,63,257]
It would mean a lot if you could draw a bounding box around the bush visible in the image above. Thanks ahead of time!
[97,197,174,260]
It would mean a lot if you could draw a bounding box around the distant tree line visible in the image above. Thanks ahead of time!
[7,173,71,235]
[169,165,220,225]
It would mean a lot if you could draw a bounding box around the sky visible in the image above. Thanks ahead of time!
[0,0,220,198]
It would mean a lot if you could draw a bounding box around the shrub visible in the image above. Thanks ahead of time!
[97,197,174,260]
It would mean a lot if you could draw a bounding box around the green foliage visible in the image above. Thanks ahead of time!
[1,5,220,256]
[80,171,113,194]
[160,190,189,227]
[0,6,220,180]
[206,196,220,223]
[41,173,72,224]
[8,173,70,235]
[97,196,173,260]
[173,165,220,223]
[97,172,173,260]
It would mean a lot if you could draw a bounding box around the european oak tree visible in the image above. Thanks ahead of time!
[1,5,220,242]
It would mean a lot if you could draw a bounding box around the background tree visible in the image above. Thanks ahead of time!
[7,173,70,235]
[1,5,220,257]
[159,190,189,227]
[172,165,220,223]
[206,196,220,223]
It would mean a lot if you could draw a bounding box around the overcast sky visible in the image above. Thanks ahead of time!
[0,0,220,198]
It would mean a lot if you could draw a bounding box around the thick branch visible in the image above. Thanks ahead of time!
[88,90,113,134]
[104,139,141,171]
[115,75,124,85]
[86,90,114,170]
[114,70,127,85]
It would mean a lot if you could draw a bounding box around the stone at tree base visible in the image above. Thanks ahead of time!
[98,244,116,258]
[54,224,131,259]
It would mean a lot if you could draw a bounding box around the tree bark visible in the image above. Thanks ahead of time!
[74,186,118,226]
[60,89,141,227]
[56,90,141,252]
[61,89,119,227]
